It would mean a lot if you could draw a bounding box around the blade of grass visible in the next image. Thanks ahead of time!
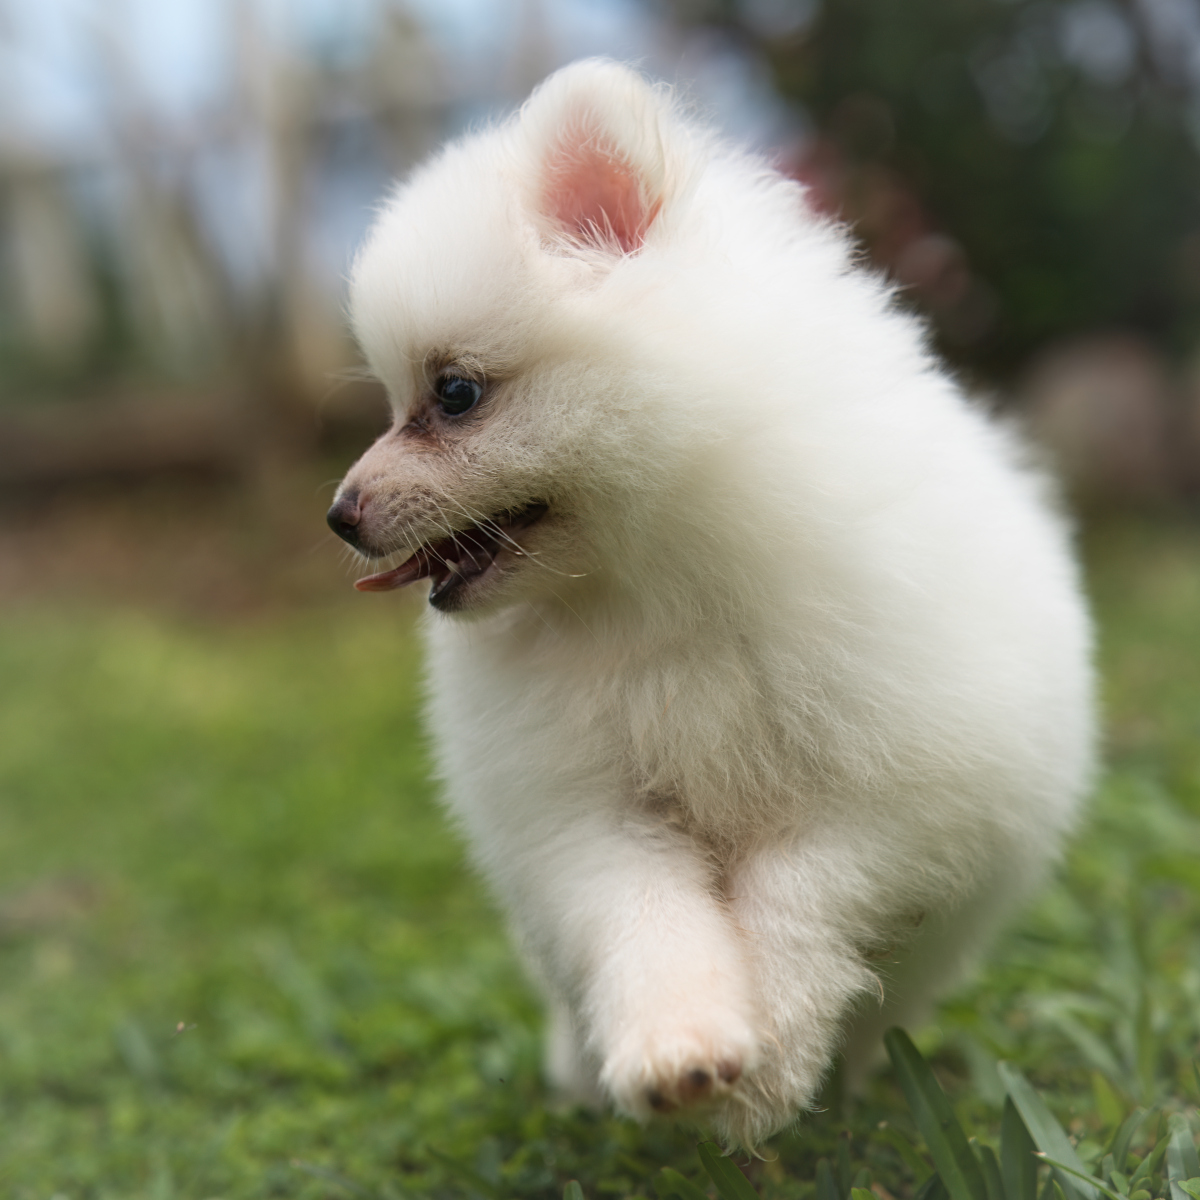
[290,1160,376,1199]
[1110,1110,1148,1175]
[999,1061,1099,1200]
[878,1124,934,1184]
[1092,1075,1126,1130]
[698,1143,760,1200]
[975,1141,1005,1200]
[1033,1154,1124,1200]
[915,1173,950,1200]
[620,1155,658,1177]
[1102,1155,1130,1197]
[565,1184,585,1200]
[817,1158,840,1200]
[1130,1136,1170,1189]
[1101,1156,1114,1186]
[885,1028,988,1200]
[838,1134,854,1197]
[657,1168,712,1200]
[1171,1116,1200,1177]
[1002,1095,1039,1200]
[1167,1115,1200,1200]
[426,1148,503,1200]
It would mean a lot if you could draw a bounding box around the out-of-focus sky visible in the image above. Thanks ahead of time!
[0,0,800,298]
[1,0,662,150]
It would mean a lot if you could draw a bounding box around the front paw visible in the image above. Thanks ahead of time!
[600,1016,758,1117]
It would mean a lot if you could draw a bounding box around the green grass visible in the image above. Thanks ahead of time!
[2,516,1200,1197]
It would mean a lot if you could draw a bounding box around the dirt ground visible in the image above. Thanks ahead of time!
[0,464,383,619]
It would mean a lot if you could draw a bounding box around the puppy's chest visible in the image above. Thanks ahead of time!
[435,626,795,822]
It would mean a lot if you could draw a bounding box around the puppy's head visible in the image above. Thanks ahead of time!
[330,60,699,615]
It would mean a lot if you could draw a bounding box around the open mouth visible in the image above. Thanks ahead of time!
[354,503,548,608]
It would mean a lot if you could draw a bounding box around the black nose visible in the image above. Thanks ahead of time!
[327,491,362,546]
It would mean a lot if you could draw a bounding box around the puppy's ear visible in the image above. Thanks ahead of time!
[519,60,669,255]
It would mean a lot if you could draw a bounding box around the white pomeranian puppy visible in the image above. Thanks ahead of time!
[327,60,1095,1146]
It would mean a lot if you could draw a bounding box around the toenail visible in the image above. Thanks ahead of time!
[716,1060,741,1084]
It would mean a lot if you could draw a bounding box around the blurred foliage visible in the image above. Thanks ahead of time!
[6,0,1198,410]
[668,0,1200,379]
[0,3,440,408]
[2,517,1200,1192]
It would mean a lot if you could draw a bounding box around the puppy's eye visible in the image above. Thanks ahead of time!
[435,375,482,416]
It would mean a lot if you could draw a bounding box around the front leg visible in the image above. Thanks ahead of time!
[479,805,760,1119]
[716,833,904,1146]
[587,820,760,1117]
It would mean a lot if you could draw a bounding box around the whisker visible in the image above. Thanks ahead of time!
[522,600,559,637]
[446,497,595,581]
[421,501,464,575]
[542,582,602,644]
[307,532,344,560]
[445,498,521,551]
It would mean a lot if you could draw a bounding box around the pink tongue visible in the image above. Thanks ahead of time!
[354,549,435,593]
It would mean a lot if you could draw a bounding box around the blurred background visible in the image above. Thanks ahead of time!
[4,1,1200,1194]
[4,0,1200,548]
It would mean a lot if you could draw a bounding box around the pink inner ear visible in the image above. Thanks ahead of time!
[543,134,659,254]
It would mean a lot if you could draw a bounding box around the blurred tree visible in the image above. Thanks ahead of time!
[664,0,1200,379]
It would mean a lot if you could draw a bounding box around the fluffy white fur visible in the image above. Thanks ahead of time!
[333,60,1096,1146]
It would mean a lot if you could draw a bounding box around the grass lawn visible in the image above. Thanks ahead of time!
[2,514,1200,1197]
